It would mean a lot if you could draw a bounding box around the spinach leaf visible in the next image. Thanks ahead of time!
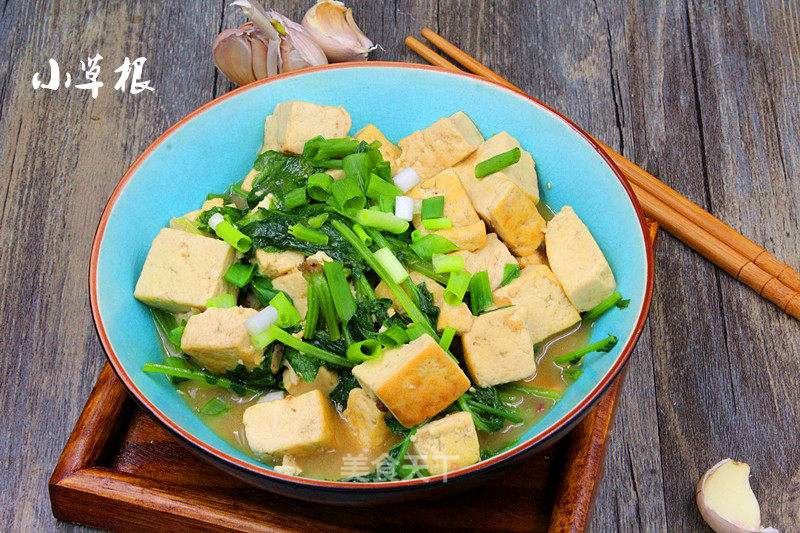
[328,371,360,410]
[284,347,322,383]
[342,426,428,482]
[461,386,506,433]
[248,150,319,206]
[346,298,393,341]
[385,417,411,437]
[223,362,278,396]
[416,282,440,329]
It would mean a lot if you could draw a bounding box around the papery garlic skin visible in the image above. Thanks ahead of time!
[267,11,328,72]
[302,0,375,62]
[213,25,272,86]
[696,459,779,533]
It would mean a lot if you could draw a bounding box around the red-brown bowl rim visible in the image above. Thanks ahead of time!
[89,61,654,490]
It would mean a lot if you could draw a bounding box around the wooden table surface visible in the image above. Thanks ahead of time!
[1,1,798,531]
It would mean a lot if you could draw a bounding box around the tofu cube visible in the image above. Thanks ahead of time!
[243,389,337,456]
[397,111,484,179]
[452,132,539,202]
[134,228,238,312]
[407,169,487,251]
[180,306,264,374]
[467,174,546,256]
[241,167,259,193]
[452,233,516,290]
[352,335,470,428]
[517,248,548,268]
[545,206,617,312]
[283,365,339,396]
[271,269,308,316]
[260,101,352,155]
[343,388,391,450]
[462,306,536,387]
[251,250,304,278]
[356,124,401,174]
[493,265,581,344]
[374,271,473,334]
[410,412,480,475]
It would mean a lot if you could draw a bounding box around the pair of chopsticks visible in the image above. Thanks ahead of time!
[406,29,800,321]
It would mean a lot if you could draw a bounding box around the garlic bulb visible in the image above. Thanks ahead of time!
[302,1,375,62]
[696,459,778,533]
[212,24,272,86]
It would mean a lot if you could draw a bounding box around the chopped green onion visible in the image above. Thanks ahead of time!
[307,173,334,201]
[303,283,320,338]
[410,229,424,243]
[355,209,409,234]
[468,271,493,315]
[406,323,427,341]
[171,216,204,235]
[269,292,302,328]
[270,325,354,368]
[210,217,252,252]
[206,193,226,201]
[307,212,329,229]
[554,334,619,365]
[167,325,185,348]
[250,276,279,306]
[250,324,277,349]
[374,247,409,284]
[200,398,231,416]
[304,136,360,160]
[474,147,521,179]
[288,223,329,246]
[432,254,465,274]
[408,261,449,285]
[420,196,445,220]
[378,195,395,213]
[422,217,452,231]
[283,187,308,210]
[582,291,625,322]
[331,220,439,341]
[324,261,356,323]
[409,233,458,261]
[314,158,344,169]
[353,275,376,303]
[444,270,471,306]
[438,327,456,351]
[352,223,372,246]
[342,152,372,191]
[224,263,256,288]
[365,173,402,201]
[142,362,258,395]
[500,263,521,287]
[378,323,408,347]
[346,339,382,362]
[206,294,236,308]
[329,178,366,212]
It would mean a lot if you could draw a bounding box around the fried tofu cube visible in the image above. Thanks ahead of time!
[545,206,617,312]
[134,228,238,313]
[410,412,480,475]
[397,111,484,179]
[352,335,470,428]
[356,124,401,174]
[343,388,391,450]
[493,265,581,344]
[243,389,337,456]
[452,233,516,290]
[283,365,339,396]
[251,250,304,278]
[462,306,536,387]
[517,248,548,268]
[407,169,487,251]
[374,271,473,334]
[271,269,308,315]
[260,101,352,155]
[468,174,546,256]
[180,306,264,374]
[452,132,539,202]
[241,167,259,193]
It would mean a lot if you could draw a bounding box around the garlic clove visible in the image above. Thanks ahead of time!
[268,11,329,72]
[696,459,779,533]
[213,28,259,86]
[302,0,375,62]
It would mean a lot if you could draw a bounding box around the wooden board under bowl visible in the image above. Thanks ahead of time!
[49,221,658,533]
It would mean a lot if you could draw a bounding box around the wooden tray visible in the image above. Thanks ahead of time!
[50,221,658,532]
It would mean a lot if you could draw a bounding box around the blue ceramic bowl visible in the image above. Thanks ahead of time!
[90,63,653,504]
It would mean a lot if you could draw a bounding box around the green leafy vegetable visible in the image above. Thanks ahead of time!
[248,150,320,206]
[284,347,323,382]
[200,398,231,416]
[581,291,628,322]
[500,263,520,287]
[554,334,618,365]
[328,370,360,410]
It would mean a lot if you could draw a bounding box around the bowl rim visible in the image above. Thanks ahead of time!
[89,61,654,491]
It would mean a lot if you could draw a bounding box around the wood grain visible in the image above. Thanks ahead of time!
[1,1,799,532]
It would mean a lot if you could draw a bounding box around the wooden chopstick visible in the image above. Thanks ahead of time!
[406,30,800,320]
